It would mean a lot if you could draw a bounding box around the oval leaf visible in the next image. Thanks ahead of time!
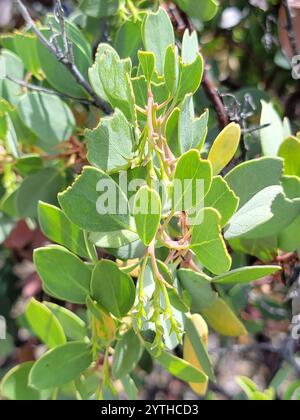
[1,362,48,400]
[91,260,136,318]
[201,298,247,337]
[26,298,66,349]
[34,245,91,304]
[29,342,92,391]
[212,265,281,285]
[208,122,241,175]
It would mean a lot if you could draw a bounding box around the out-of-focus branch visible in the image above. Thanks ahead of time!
[15,0,111,113]
[6,75,96,106]
[282,0,299,56]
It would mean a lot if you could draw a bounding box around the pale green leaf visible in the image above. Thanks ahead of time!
[260,101,284,156]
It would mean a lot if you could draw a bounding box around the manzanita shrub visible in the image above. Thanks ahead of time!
[0,0,299,401]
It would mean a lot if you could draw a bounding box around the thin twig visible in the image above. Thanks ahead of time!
[202,71,229,129]
[15,0,111,113]
[6,75,97,106]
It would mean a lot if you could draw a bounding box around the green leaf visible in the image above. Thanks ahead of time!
[164,45,179,94]
[1,362,48,400]
[173,149,212,212]
[97,45,136,121]
[260,101,284,156]
[208,123,241,175]
[58,166,130,233]
[86,109,134,173]
[212,266,281,285]
[204,176,239,227]
[278,215,300,252]
[15,154,43,176]
[229,236,278,263]
[115,20,143,66]
[4,113,19,158]
[17,92,75,153]
[174,0,219,22]
[17,168,65,218]
[44,302,87,341]
[224,186,283,239]
[278,136,300,177]
[34,245,91,304]
[177,269,217,312]
[112,329,143,379]
[166,107,180,156]
[26,298,66,349]
[178,94,209,154]
[147,346,207,384]
[191,208,231,275]
[90,230,139,248]
[201,298,247,337]
[225,157,284,208]
[0,49,24,106]
[88,44,111,102]
[8,33,41,78]
[138,51,155,83]
[143,8,175,75]
[133,186,161,246]
[282,175,300,199]
[176,53,204,101]
[121,375,138,400]
[184,314,215,381]
[91,260,136,318]
[38,202,89,259]
[29,342,92,391]
[80,0,119,17]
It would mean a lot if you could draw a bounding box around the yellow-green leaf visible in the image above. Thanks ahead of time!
[208,122,241,175]
[278,136,300,177]
[201,298,247,337]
